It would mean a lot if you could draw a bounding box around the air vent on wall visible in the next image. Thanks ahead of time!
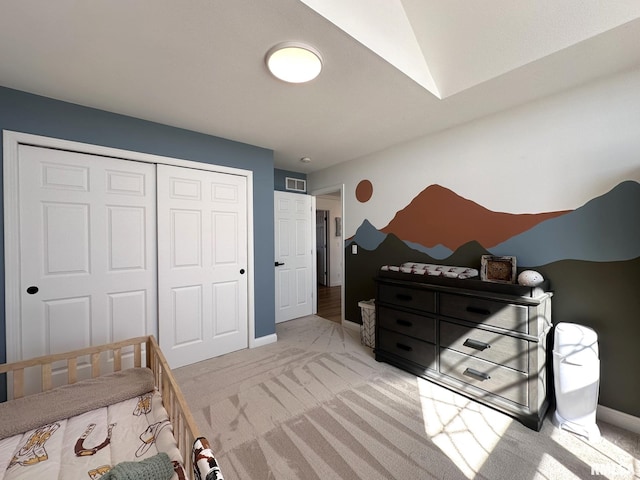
[285,177,307,193]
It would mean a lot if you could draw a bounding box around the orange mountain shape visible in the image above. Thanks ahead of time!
[380,184,570,250]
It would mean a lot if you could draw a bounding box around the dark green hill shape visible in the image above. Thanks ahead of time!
[534,256,640,417]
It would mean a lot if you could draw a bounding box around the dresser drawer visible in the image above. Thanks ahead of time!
[440,321,529,372]
[378,329,436,370]
[378,284,436,313]
[378,306,436,343]
[440,348,528,406]
[440,293,528,333]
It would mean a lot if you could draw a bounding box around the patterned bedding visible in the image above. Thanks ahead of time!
[0,390,185,480]
[380,262,478,279]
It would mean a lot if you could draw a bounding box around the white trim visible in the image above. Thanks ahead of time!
[342,318,360,331]
[3,132,22,362]
[3,130,256,361]
[252,333,278,348]
[4,131,252,177]
[311,195,317,315]
[597,404,640,435]
[310,184,345,322]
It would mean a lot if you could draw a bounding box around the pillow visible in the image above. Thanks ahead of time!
[0,367,155,440]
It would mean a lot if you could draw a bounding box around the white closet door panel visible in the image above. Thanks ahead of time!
[16,145,157,395]
[42,202,90,275]
[107,206,147,270]
[172,285,204,345]
[44,296,92,351]
[158,164,248,368]
[171,209,203,268]
[108,290,149,339]
[213,281,239,334]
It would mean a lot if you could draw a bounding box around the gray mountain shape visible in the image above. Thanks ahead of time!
[490,180,640,266]
[349,219,453,258]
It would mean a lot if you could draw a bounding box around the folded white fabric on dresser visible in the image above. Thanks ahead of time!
[381,262,478,279]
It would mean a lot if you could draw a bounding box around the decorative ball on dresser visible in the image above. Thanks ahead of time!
[517,270,545,287]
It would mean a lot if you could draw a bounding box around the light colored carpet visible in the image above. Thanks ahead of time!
[175,315,639,479]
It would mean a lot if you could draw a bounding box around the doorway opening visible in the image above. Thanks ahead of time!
[313,188,343,324]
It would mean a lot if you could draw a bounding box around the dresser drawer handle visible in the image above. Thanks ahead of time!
[396,293,413,302]
[396,319,413,327]
[466,306,491,316]
[463,368,491,381]
[463,338,491,351]
[396,343,413,352]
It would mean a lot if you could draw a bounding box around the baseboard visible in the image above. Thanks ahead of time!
[251,333,277,348]
[597,404,640,435]
[342,319,360,331]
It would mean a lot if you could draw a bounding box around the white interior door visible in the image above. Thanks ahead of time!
[158,164,248,368]
[17,145,157,394]
[274,191,314,323]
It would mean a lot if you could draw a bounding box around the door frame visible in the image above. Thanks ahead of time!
[3,130,256,363]
[316,209,329,286]
[310,184,345,324]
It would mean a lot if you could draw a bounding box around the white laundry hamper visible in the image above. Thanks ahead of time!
[552,322,601,441]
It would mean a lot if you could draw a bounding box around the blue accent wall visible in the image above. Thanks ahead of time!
[0,87,276,401]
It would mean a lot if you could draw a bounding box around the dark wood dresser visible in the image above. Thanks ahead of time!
[375,274,552,430]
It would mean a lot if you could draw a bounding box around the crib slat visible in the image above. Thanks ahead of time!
[91,352,100,377]
[113,348,122,372]
[13,369,24,399]
[68,358,78,384]
[134,343,142,368]
[42,363,52,391]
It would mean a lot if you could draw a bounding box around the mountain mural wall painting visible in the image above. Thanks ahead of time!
[345,180,640,417]
[350,180,640,264]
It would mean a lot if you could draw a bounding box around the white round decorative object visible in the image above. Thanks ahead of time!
[517,270,544,287]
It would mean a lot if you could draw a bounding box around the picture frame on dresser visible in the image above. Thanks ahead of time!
[481,255,517,284]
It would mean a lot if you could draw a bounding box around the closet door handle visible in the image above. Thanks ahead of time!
[396,343,412,352]
[463,338,491,351]
[463,368,491,381]
[466,306,491,316]
[275,262,285,267]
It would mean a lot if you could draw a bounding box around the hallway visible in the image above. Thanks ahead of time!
[316,284,341,323]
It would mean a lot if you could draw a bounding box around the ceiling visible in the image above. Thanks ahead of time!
[1,0,640,173]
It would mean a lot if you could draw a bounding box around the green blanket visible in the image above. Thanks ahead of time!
[101,452,174,480]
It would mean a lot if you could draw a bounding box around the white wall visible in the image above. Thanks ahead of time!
[316,195,342,286]
[308,66,640,236]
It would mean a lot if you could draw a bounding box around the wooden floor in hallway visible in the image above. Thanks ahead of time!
[316,284,341,323]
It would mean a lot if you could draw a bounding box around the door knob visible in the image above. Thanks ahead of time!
[275,262,285,267]
[26,286,39,295]
[240,269,245,274]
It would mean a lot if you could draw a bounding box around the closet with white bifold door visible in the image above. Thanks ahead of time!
[4,132,250,396]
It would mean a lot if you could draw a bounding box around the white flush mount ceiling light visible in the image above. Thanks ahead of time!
[266,42,323,83]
